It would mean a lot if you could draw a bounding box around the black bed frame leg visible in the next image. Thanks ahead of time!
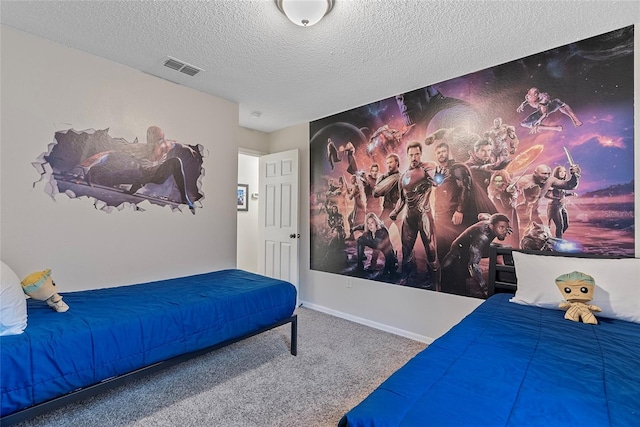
[290,314,298,356]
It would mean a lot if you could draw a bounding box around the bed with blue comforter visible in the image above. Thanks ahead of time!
[340,290,640,426]
[1,269,297,424]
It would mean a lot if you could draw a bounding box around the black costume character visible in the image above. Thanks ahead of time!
[76,126,199,214]
[441,213,511,298]
[327,205,346,241]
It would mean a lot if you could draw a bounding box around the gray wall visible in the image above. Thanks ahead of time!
[3,24,638,343]
[265,32,640,341]
[1,26,239,291]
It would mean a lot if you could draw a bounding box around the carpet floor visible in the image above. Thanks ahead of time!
[16,307,427,427]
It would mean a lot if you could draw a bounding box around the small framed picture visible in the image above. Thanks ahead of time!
[237,184,249,211]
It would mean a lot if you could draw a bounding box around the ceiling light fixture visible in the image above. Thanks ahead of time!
[275,0,334,27]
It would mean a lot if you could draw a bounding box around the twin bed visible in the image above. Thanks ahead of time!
[340,247,640,426]
[1,269,297,426]
[4,250,639,426]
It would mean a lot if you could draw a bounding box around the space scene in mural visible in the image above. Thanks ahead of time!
[33,127,204,213]
[310,25,634,298]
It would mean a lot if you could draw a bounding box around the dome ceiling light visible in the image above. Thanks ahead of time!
[275,0,334,27]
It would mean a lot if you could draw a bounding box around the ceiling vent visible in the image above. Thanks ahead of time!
[162,56,203,77]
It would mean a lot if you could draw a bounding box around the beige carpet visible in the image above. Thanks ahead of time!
[17,307,427,427]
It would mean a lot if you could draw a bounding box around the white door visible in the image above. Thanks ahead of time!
[258,149,299,294]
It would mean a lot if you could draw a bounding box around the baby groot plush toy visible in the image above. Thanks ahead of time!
[555,271,601,324]
[21,269,69,312]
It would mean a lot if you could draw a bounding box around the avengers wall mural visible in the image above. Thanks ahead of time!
[310,25,635,299]
[33,127,204,214]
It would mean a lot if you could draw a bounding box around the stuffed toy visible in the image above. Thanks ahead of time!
[21,269,69,312]
[555,271,601,324]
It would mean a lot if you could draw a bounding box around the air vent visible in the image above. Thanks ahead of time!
[180,65,201,77]
[163,58,184,71]
[162,56,203,77]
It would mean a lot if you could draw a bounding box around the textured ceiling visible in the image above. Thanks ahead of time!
[1,1,638,133]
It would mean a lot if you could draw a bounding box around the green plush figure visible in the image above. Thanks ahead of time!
[556,271,601,324]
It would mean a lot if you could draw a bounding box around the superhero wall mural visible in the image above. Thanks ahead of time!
[309,25,635,299]
[33,126,204,213]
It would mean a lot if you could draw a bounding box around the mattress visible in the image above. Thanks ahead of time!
[1,269,296,417]
[339,293,640,427]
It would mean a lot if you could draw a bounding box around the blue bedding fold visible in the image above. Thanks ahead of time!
[339,293,640,427]
[1,269,296,416]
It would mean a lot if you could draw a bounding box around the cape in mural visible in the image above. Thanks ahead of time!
[310,25,635,299]
[33,127,204,213]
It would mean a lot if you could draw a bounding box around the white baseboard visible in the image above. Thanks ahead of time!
[299,300,434,344]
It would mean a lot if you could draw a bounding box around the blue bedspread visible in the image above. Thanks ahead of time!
[340,293,640,427]
[1,269,296,417]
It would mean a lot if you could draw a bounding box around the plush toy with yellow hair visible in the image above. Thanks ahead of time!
[556,271,601,324]
[21,269,69,312]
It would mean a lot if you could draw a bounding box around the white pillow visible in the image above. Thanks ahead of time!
[510,252,640,323]
[1,261,28,335]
